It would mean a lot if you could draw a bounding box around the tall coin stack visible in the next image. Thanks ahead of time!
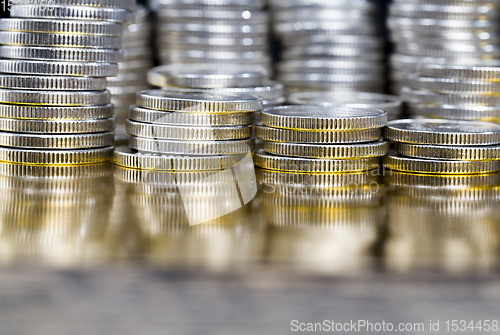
[153,0,270,68]
[287,91,403,121]
[383,119,500,176]
[269,0,386,95]
[108,5,152,127]
[388,0,500,94]
[403,63,500,123]
[254,106,389,175]
[0,0,135,165]
[114,90,261,172]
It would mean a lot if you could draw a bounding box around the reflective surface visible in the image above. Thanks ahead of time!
[1,162,500,277]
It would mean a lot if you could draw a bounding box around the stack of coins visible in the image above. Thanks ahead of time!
[114,90,261,173]
[147,63,284,108]
[108,5,152,127]
[287,91,403,121]
[0,0,135,165]
[254,106,389,175]
[387,0,500,94]
[383,119,500,176]
[153,0,270,68]
[403,63,500,123]
[269,0,386,95]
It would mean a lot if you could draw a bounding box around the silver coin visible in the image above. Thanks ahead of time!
[0,74,106,91]
[0,104,114,120]
[0,45,123,63]
[0,118,115,134]
[0,18,123,36]
[0,31,122,49]
[148,63,269,88]
[0,132,114,149]
[0,89,110,106]
[0,59,118,77]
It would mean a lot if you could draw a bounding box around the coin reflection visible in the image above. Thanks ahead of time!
[385,172,500,274]
[257,168,384,275]
[0,163,115,267]
[114,166,264,271]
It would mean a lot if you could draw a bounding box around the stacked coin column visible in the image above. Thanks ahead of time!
[403,64,500,123]
[383,119,500,176]
[0,1,134,165]
[108,5,153,127]
[154,0,270,68]
[115,90,261,170]
[254,106,388,175]
[387,0,500,94]
[269,0,386,95]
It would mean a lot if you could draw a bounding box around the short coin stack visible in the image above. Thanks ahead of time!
[269,0,386,94]
[403,63,500,124]
[108,5,152,126]
[153,0,270,68]
[254,106,389,174]
[287,91,403,121]
[388,0,500,94]
[114,90,261,171]
[0,0,135,165]
[383,119,500,175]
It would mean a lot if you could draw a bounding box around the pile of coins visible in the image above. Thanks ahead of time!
[269,0,386,94]
[287,91,403,121]
[383,119,500,175]
[108,5,152,127]
[114,89,261,173]
[0,0,135,165]
[153,0,270,68]
[388,0,500,94]
[254,106,389,174]
[403,63,500,123]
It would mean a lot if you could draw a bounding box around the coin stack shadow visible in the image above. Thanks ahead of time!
[108,5,152,130]
[403,64,500,123]
[269,0,386,95]
[388,0,500,95]
[153,0,270,68]
[287,91,403,121]
[383,119,500,176]
[0,1,135,165]
[254,106,389,175]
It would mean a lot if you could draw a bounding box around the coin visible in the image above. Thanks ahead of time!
[383,152,500,174]
[417,63,500,82]
[0,74,107,91]
[407,104,500,123]
[129,106,253,126]
[126,119,252,141]
[256,124,382,144]
[0,18,123,36]
[45,0,137,11]
[384,119,500,146]
[147,63,269,88]
[384,171,500,189]
[114,145,246,171]
[406,75,500,93]
[11,5,134,24]
[401,87,500,106]
[0,59,118,77]
[0,31,122,49]
[0,132,114,149]
[0,104,114,120]
[394,142,500,161]
[254,149,379,173]
[0,146,113,165]
[0,118,115,134]
[263,139,389,159]
[129,136,254,155]
[0,45,124,63]
[136,90,262,113]
[260,105,387,131]
[287,91,402,120]
[0,89,110,106]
